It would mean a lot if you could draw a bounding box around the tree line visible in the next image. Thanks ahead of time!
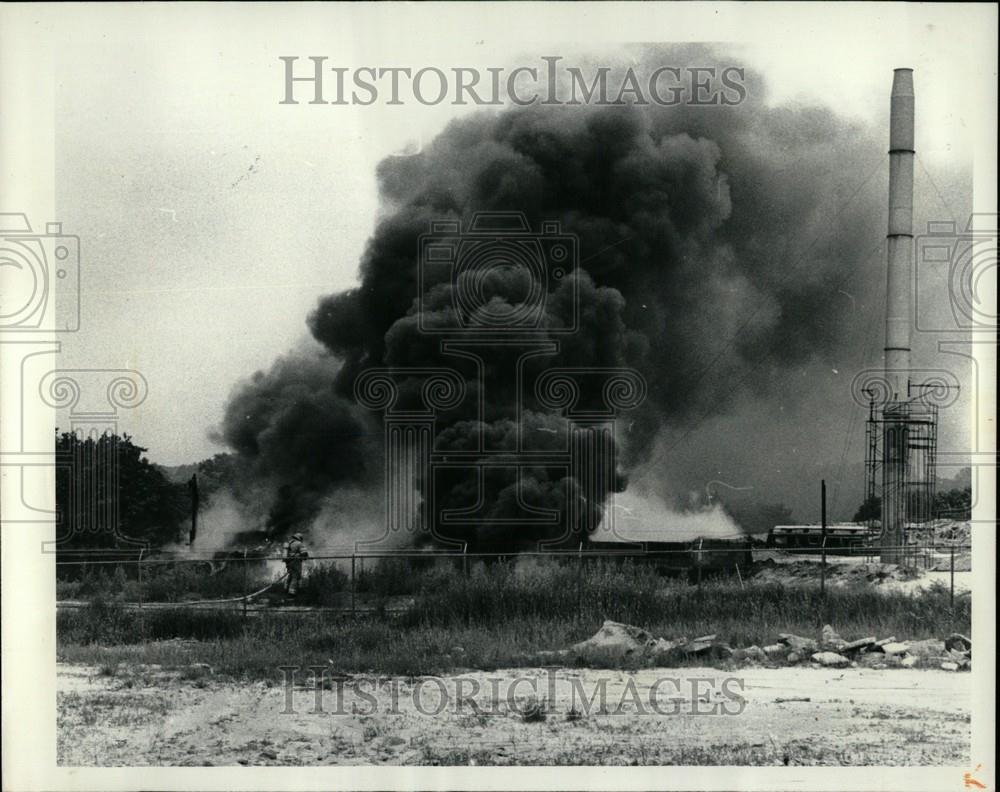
[53,430,974,556]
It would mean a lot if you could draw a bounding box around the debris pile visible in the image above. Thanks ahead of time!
[749,558,923,587]
[565,621,732,665]
[914,519,972,546]
[765,626,972,671]
[558,620,971,671]
[567,621,658,664]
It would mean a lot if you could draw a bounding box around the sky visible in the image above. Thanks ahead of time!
[26,3,996,518]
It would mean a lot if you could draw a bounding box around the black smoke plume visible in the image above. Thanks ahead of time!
[219,45,885,548]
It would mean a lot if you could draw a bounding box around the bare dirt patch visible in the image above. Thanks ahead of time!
[58,662,970,766]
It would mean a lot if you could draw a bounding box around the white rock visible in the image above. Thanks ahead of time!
[569,620,654,662]
[811,652,850,668]
[906,638,946,657]
[821,625,846,649]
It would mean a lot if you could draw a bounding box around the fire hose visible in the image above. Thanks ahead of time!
[162,571,290,607]
[94,571,291,610]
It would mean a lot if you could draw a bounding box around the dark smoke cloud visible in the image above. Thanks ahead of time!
[220,44,886,545]
[216,351,380,534]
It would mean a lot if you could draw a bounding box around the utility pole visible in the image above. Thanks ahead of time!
[187,473,199,546]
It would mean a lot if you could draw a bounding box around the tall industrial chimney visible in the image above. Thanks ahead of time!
[880,68,915,564]
[884,68,914,400]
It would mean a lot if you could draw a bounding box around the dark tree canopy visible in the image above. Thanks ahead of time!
[851,486,972,524]
[55,430,188,553]
[853,494,881,523]
[933,487,972,520]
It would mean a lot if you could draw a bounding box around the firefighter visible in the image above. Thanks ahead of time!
[283,532,308,596]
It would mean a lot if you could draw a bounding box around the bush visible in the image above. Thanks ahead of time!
[295,563,349,606]
[403,557,669,626]
[140,561,264,602]
[57,601,250,644]
[355,556,438,596]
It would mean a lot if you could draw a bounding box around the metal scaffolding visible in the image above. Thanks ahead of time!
[864,396,939,565]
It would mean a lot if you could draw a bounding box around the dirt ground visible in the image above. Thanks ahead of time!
[58,662,971,766]
[749,550,973,595]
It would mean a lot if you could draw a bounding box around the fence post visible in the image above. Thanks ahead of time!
[820,480,827,598]
[137,549,144,612]
[242,549,249,620]
[820,536,827,599]
[696,538,703,592]
[950,545,955,609]
[351,554,357,619]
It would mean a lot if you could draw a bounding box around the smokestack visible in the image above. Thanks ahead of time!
[880,68,915,565]
[884,68,914,400]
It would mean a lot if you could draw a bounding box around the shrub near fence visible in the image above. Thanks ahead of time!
[57,560,270,603]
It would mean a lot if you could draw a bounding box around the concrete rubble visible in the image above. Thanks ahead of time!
[821,625,846,650]
[811,651,850,668]
[568,620,656,663]
[763,644,787,659]
[732,645,768,664]
[567,621,745,665]
[841,636,878,652]
[905,638,946,657]
[559,620,971,672]
[778,633,818,653]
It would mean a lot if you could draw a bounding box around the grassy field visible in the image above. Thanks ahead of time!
[57,555,436,605]
[57,558,971,681]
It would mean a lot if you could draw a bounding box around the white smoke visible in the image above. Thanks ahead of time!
[300,486,416,573]
[592,487,743,543]
[188,490,246,554]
